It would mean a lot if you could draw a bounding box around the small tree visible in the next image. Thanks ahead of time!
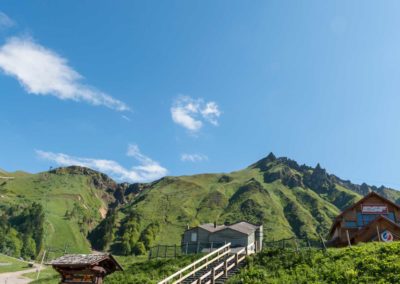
[133,242,146,255]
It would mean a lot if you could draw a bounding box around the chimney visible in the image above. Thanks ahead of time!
[187,223,190,230]
[213,221,217,228]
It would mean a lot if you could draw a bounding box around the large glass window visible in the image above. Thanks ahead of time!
[357,213,363,226]
[355,212,396,227]
[191,232,197,242]
[344,221,357,228]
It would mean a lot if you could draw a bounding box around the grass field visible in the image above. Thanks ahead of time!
[0,170,111,254]
[0,254,30,273]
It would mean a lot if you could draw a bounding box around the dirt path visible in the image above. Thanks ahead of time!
[0,265,44,284]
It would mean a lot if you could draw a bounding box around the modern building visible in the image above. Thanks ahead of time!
[328,192,400,247]
[182,221,263,253]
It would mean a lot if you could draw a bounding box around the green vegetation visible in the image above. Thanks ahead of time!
[28,255,199,284]
[0,253,30,273]
[0,203,44,259]
[2,153,400,256]
[0,167,117,256]
[228,242,400,283]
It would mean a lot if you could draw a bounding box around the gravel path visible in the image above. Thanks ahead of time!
[0,265,44,284]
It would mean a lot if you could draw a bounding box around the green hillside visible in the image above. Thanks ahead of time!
[227,242,400,283]
[2,153,400,258]
[104,153,400,255]
[0,166,118,255]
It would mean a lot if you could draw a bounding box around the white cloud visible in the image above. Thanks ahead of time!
[0,36,129,111]
[181,153,208,162]
[36,144,167,182]
[121,115,131,121]
[0,12,15,30]
[171,96,221,132]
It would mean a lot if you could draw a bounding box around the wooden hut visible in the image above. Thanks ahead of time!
[328,192,400,247]
[50,254,123,284]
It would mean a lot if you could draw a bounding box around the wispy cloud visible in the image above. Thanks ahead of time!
[171,96,221,132]
[0,36,129,111]
[36,144,167,182]
[181,153,208,162]
[0,12,15,30]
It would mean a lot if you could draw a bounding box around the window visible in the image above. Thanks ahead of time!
[191,232,197,242]
[357,213,363,226]
[344,221,357,228]
[387,212,395,222]
[355,212,396,227]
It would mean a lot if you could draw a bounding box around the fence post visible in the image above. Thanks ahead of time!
[294,238,299,252]
[174,244,177,258]
[318,234,327,251]
[212,267,216,284]
[306,237,311,249]
[224,260,228,277]
[235,252,239,266]
[156,245,160,259]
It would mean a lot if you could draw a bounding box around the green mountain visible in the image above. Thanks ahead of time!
[1,153,400,257]
[0,166,120,255]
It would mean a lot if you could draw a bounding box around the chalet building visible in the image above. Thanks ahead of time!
[51,254,122,284]
[328,192,400,247]
[182,221,263,253]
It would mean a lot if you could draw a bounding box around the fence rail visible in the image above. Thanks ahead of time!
[149,242,227,260]
[263,236,327,251]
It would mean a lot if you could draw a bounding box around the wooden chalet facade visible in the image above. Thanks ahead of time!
[328,192,400,247]
[50,254,123,284]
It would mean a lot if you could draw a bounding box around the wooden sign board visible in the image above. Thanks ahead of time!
[362,205,388,214]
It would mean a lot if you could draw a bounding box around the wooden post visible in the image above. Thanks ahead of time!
[212,267,216,284]
[174,244,177,258]
[36,250,47,280]
[318,233,327,251]
[346,230,351,247]
[224,260,228,277]
[235,252,239,266]
[376,225,381,242]
[294,238,299,252]
[245,246,248,256]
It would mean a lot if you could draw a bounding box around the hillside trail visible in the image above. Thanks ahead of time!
[0,264,45,284]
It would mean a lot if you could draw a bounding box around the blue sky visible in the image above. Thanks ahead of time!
[1,1,400,187]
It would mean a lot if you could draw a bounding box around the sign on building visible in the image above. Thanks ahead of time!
[362,205,388,214]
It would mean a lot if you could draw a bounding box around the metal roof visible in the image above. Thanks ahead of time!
[196,221,261,235]
[50,254,123,272]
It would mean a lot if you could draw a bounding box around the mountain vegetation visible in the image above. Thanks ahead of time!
[2,153,400,259]
[227,242,400,283]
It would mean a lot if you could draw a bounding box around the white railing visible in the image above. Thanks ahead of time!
[158,242,252,284]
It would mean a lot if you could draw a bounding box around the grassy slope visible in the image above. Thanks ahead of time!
[119,164,357,246]
[0,254,30,273]
[28,242,400,284]
[0,171,110,253]
[228,242,400,283]
[28,255,199,284]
